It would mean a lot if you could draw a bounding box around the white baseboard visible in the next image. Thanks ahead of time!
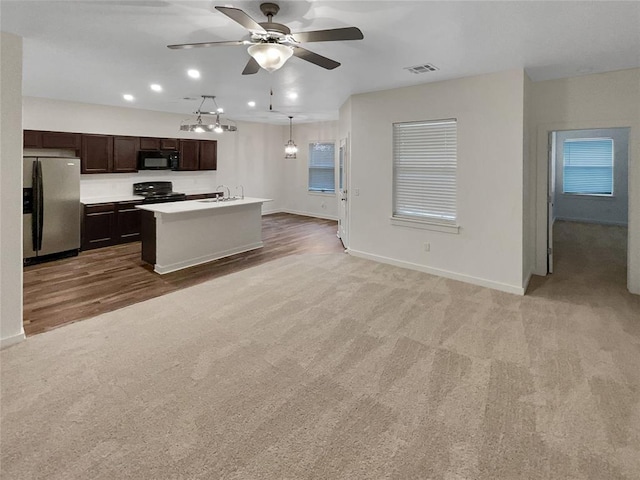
[270,209,338,221]
[347,249,526,296]
[1,331,26,350]
[154,242,264,274]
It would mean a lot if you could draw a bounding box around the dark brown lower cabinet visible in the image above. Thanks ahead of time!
[82,203,117,250]
[82,200,142,250]
[116,201,142,242]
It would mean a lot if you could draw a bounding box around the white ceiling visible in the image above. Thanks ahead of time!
[2,1,639,124]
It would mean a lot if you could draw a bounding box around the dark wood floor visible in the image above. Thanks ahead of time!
[23,213,344,336]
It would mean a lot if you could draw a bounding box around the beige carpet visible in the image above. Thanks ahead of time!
[2,221,639,479]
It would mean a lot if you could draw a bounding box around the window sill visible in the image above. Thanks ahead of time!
[561,193,616,201]
[390,216,460,234]
[308,191,335,197]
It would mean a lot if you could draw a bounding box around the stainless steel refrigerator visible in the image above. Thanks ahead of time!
[23,156,81,265]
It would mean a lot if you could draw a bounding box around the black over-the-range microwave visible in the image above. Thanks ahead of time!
[138,150,180,170]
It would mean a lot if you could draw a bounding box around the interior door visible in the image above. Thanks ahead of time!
[547,132,556,273]
[338,137,349,249]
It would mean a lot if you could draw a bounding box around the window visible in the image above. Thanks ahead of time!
[393,119,457,226]
[563,138,614,195]
[308,142,335,193]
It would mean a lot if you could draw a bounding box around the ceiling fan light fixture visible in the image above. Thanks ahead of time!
[248,42,293,72]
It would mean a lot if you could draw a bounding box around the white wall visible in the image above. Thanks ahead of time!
[554,128,629,225]
[22,97,285,213]
[347,69,526,294]
[530,68,640,294]
[0,32,25,349]
[280,120,339,220]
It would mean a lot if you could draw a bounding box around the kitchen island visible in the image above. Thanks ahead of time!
[136,197,271,274]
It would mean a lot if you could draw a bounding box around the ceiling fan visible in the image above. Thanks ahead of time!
[167,2,364,74]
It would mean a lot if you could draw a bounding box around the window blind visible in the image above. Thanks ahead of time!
[563,138,613,195]
[308,142,335,193]
[393,119,457,223]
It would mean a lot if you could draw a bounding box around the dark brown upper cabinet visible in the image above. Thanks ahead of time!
[23,130,81,151]
[139,137,160,150]
[199,140,217,170]
[81,134,113,174]
[113,136,139,173]
[42,132,81,150]
[178,139,200,171]
[160,138,178,150]
[25,130,217,173]
[139,137,178,151]
[23,130,41,148]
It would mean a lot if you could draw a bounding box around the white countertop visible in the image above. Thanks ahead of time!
[81,195,144,204]
[136,197,272,215]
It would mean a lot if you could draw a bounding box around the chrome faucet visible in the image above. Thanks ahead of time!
[216,184,230,200]
[236,185,244,200]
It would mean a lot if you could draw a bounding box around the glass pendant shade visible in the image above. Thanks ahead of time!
[285,116,297,158]
[248,43,293,72]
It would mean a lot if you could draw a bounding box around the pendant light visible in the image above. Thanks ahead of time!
[180,95,237,133]
[285,116,297,158]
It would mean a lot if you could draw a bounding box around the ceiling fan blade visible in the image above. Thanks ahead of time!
[242,57,260,75]
[292,47,340,70]
[215,6,266,35]
[167,40,246,49]
[292,27,363,43]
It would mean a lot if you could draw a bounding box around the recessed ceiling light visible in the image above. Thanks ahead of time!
[247,101,256,107]
[123,94,134,101]
[187,69,200,79]
[150,84,162,92]
[288,92,298,100]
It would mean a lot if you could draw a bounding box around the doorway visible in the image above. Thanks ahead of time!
[547,127,630,280]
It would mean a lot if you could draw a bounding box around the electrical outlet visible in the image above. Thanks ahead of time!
[424,242,430,252]
[321,202,327,209]
[354,188,360,196]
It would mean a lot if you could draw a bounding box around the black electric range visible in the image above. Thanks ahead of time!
[133,181,187,204]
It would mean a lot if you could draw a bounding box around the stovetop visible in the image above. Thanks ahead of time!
[133,181,186,204]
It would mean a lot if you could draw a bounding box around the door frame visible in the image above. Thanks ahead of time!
[337,135,349,249]
[535,121,636,293]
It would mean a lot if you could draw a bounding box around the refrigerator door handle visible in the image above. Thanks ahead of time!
[35,160,44,251]
[31,160,39,251]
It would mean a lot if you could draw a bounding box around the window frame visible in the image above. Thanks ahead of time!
[561,137,615,197]
[308,141,336,195]
[391,118,459,234]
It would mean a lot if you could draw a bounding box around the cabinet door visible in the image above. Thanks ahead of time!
[23,130,42,148]
[139,137,160,150]
[113,136,139,173]
[179,139,199,170]
[82,203,116,250]
[81,134,113,173]
[41,131,81,150]
[116,201,142,242]
[199,140,217,170]
[160,138,178,150]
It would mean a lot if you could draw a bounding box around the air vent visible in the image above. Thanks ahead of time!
[404,63,439,74]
